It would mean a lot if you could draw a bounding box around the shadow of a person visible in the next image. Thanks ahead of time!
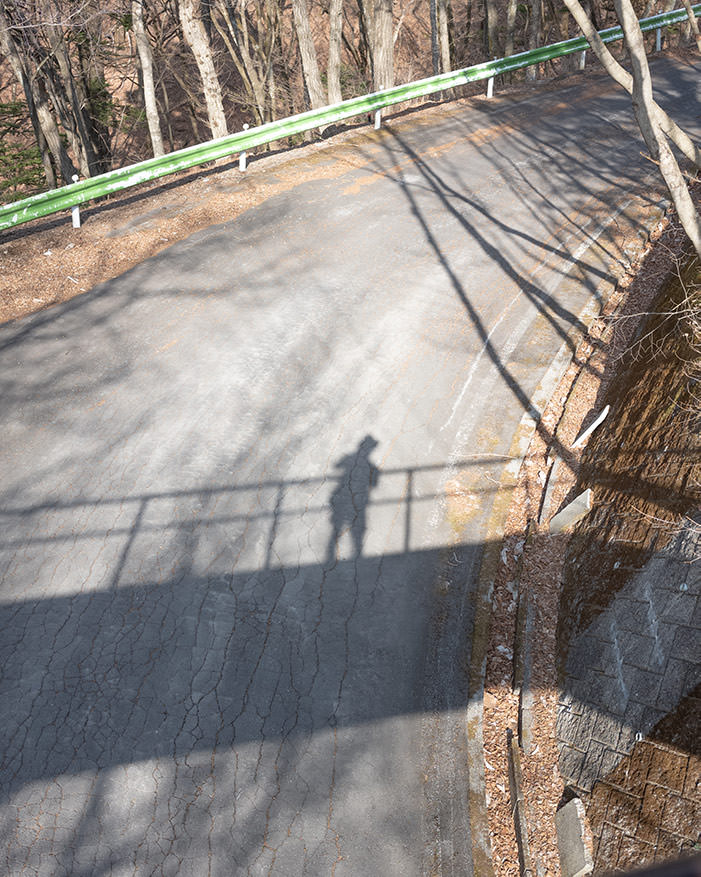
[326,435,380,565]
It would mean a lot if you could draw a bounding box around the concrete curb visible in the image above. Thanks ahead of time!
[508,728,535,876]
[465,194,669,873]
[556,798,594,877]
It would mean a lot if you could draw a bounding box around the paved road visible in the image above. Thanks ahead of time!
[1,56,699,876]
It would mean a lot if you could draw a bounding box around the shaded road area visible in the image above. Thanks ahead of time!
[1,55,699,875]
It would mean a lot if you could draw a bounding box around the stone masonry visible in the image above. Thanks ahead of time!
[557,522,701,871]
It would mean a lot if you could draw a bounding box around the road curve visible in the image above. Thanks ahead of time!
[1,55,699,876]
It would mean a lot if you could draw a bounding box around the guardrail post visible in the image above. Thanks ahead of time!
[578,49,586,69]
[239,123,249,171]
[374,109,382,130]
[71,175,81,228]
[487,57,496,98]
[656,26,662,50]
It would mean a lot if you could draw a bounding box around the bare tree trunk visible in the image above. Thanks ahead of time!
[526,0,541,78]
[356,0,375,83]
[679,0,701,52]
[262,0,280,121]
[32,117,57,188]
[430,0,440,73]
[327,0,344,103]
[0,4,76,185]
[373,0,393,90]
[212,13,263,120]
[212,0,264,123]
[291,0,326,108]
[392,0,419,48]
[273,22,294,120]
[505,0,518,56]
[613,0,701,256]
[132,0,165,156]
[459,0,473,64]
[484,0,499,56]
[35,79,78,182]
[0,16,56,186]
[438,0,451,71]
[41,67,92,177]
[562,0,701,168]
[8,0,93,175]
[179,0,228,138]
[41,13,100,175]
[159,78,176,150]
[211,0,278,124]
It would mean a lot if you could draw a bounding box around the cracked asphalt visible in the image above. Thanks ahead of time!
[1,55,699,876]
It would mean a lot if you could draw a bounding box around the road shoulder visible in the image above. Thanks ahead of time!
[468,186,699,875]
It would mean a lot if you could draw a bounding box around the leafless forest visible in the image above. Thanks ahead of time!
[0,0,695,201]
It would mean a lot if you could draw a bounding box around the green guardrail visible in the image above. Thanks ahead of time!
[1,4,698,232]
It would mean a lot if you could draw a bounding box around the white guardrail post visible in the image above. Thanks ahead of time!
[656,26,662,50]
[71,175,81,228]
[486,57,497,98]
[239,123,249,171]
